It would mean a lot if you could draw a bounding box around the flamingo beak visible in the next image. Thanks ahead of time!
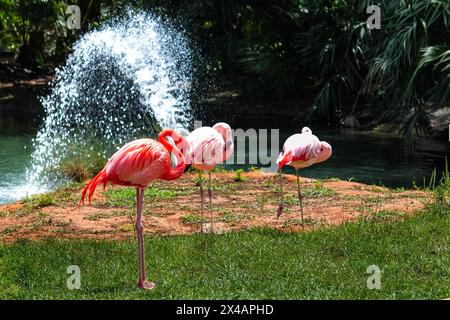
[183,164,192,173]
[166,136,176,147]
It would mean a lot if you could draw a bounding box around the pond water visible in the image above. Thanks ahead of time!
[226,129,449,188]
[0,135,35,204]
[0,127,449,204]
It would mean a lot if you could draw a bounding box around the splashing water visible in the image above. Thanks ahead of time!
[26,12,192,192]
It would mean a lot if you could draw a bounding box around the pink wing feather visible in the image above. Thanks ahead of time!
[186,127,225,169]
[277,133,321,168]
[80,139,170,204]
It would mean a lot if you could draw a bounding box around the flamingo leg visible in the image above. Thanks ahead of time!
[208,171,213,233]
[295,169,305,230]
[136,187,155,290]
[277,168,285,218]
[199,171,205,233]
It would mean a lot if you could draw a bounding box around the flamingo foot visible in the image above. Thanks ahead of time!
[277,204,285,218]
[138,280,156,290]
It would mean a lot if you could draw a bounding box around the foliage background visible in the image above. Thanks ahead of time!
[0,0,449,152]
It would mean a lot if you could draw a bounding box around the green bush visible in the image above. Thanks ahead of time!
[233,169,245,182]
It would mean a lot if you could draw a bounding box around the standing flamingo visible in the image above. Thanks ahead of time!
[186,122,234,233]
[80,129,188,289]
[276,127,332,229]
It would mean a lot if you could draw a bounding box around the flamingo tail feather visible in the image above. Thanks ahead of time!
[80,169,107,205]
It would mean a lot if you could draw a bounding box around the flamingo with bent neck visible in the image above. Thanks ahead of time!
[186,122,234,233]
[276,127,332,229]
[80,128,188,289]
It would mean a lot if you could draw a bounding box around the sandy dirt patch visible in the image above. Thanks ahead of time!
[0,171,430,243]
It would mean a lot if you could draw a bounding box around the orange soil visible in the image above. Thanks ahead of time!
[0,171,429,243]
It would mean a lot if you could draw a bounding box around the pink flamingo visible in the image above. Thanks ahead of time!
[276,127,332,229]
[80,129,188,289]
[186,122,234,233]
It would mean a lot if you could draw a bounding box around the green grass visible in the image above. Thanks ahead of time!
[7,193,57,217]
[1,168,447,299]
[180,214,202,225]
[270,181,337,207]
[219,212,252,223]
[233,169,246,182]
[303,181,337,197]
[359,210,408,223]
[272,180,337,200]
[103,187,175,207]
[1,226,18,235]
[283,217,323,228]
[2,182,84,218]
[24,194,55,208]
[59,145,107,182]
[86,210,130,221]
[0,209,448,299]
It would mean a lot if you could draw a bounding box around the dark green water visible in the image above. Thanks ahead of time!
[1,128,449,204]
[224,129,450,188]
[0,135,34,204]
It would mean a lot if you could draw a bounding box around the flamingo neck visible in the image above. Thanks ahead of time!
[158,129,187,181]
[213,123,234,161]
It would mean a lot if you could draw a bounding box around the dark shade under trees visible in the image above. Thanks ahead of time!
[0,0,449,153]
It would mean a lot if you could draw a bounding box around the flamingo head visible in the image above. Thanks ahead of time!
[160,129,190,162]
[301,127,312,134]
[213,122,234,161]
[315,141,332,164]
[176,128,190,138]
